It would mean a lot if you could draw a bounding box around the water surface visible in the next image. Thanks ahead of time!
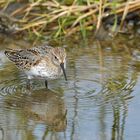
[0,34,140,140]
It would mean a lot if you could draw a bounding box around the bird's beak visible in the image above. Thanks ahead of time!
[60,63,67,81]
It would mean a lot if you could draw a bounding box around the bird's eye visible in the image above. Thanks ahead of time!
[54,56,58,60]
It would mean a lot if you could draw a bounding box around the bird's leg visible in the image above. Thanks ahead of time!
[27,79,31,90]
[45,80,48,88]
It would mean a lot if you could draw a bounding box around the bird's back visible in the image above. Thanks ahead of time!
[5,45,52,70]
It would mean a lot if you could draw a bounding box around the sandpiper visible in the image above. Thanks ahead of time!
[5,45,67,88]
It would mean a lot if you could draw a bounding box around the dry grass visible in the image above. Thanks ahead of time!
[0,0,140,39]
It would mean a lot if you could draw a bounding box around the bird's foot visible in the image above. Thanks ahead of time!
[45,80,48,88]
[26,79,32,91]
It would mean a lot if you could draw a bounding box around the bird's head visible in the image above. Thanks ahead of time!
[51,47,67,81]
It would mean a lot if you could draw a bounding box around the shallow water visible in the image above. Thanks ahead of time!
[0,34,140,140]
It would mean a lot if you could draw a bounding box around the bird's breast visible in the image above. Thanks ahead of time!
[26,60,62,79]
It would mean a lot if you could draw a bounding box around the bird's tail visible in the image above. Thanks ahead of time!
[5,49,20,62]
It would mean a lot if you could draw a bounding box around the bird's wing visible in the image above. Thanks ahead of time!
[5,48,41,70]
[34,44,53,56]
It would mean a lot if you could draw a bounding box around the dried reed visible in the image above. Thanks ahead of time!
[0,0,140,38]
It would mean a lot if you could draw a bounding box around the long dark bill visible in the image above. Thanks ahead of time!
[60,63,67,81]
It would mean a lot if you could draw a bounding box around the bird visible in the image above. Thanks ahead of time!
[4,45,67,89]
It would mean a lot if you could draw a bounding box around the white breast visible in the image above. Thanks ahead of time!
[25,60,62,79]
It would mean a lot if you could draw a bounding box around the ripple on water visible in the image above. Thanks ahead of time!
[0,37,139,139]
[0,79,25,96]
[64,74,134,123]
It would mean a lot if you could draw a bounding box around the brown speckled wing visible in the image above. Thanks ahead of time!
[5,48,41,70]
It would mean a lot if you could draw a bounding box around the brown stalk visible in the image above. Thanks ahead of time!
[11,5,29,16]
[23,0,43,19]
[19,20,47,30]
[72,8,98,27]
[1,0,140,37]
[102,0,140,19]
[119,1,129,30]
[96,0,103,33]
[66,19,94,36]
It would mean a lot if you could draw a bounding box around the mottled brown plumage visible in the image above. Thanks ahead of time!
[5,45,67,88]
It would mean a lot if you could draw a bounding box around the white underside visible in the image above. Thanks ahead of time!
[25,60,63,80]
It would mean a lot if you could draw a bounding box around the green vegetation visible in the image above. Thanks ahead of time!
[0,0,140,39]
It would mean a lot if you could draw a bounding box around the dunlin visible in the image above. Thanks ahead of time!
[5,45,67,88]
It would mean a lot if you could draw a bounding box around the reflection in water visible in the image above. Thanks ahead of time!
[0,35,140,140]
[0,127,4,140]
[65,38,138,140]
[1,88,67,140]
[95,40,136,140]
[96,76,135,140]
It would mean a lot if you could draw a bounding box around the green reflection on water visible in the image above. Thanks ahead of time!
[0,34,140,140]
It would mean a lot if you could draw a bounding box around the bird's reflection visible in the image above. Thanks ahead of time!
[3,88,67,139]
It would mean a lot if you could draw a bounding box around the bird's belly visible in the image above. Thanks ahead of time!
[25,65,62,79]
